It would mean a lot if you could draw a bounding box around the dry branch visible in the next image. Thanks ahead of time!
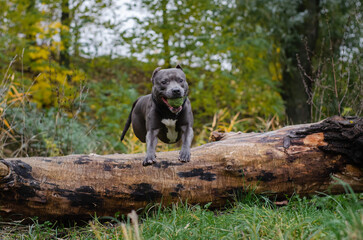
[0,116,362,221]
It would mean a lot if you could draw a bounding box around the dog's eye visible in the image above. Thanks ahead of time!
[177,78,183,83]
[161,80,167,84]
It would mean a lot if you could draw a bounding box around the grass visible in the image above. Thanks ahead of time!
[1,191,362,240]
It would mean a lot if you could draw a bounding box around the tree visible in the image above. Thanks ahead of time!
[60,0,71,68]
[232,0,363,122]
[0,0,119,108]
[0,0,42,67]
[309,0,363,119]
[121,0,217,67]
[120,0,285,131]
[280,0,320,124]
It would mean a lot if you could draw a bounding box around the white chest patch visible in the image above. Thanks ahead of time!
[161,119,178,143]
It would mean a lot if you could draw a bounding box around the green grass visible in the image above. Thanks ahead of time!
[1,192,362,240]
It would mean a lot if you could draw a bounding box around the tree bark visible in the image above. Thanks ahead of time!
[281,0,320,123]
[60,0,71,68]
[0,116,362,222]
[161,0,171,68]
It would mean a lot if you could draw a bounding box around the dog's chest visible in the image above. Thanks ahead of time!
[161,119,179,143]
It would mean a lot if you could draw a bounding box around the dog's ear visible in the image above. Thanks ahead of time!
[175,64,183,71]
[151,67,162,82]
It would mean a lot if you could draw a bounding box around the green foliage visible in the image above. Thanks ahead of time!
[0,0,40,64]
[84,78,138,154]
[1,0,362,158]
[0,0,86,109]
[121,0,286,130]
[231,0,363,121]
[0,65,101,157]
[2,104,102,157]
[122,0,216,67]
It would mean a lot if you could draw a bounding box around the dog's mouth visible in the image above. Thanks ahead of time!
[161,97,184,114]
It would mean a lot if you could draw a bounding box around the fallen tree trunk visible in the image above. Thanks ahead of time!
[0,116,362,221]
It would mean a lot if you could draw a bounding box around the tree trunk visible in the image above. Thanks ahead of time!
[281,0,320,124]
[161,0,171,68]
[60,0,70,68]
[0,116,362,222]
[25,0,37,46]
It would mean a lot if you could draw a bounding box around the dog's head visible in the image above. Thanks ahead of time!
[151,65,189,114]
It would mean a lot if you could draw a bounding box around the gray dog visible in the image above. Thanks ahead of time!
[120,65,194,166]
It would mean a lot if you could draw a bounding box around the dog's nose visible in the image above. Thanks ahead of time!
[172,88,181,95]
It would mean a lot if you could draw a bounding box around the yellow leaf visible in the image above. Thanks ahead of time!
[0,128,16,141]
[2,118,15,134]
[49,21,62,30]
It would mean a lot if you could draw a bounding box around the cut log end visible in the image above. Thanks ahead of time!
[0,161,9,179]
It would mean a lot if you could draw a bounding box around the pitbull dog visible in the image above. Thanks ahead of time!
[120,65,194,166]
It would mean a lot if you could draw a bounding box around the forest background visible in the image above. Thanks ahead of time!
[0,0,362,158]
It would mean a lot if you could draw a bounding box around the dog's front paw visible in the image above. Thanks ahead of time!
[143,155,156,166]
[178,150,191,162]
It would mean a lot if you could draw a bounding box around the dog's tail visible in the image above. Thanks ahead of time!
[120,99,139,142]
